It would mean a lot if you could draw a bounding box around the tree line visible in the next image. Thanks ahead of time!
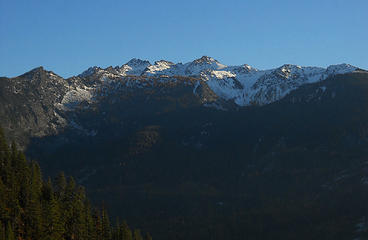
[0,127,152,240]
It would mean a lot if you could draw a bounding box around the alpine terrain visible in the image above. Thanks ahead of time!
[1,56,368,240]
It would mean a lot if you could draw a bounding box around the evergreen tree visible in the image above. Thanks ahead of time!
[93,209,103,240]
[54,172,67,201]
[113,218,121,240]
[41,178,64,240]
[7,171,20,239]
[63,176,77,240]
[10,141,18,167]
[146,232,153,240]
[6,222,15,240]
[0,127,10,171]
[25,161,43,240]
[120,221,133,240]
[102,206,112,240]
[17,152,30,209]
[85,201,98,240]
[133,229,143,240]
[73,186,87,240]
[0,222,5,240]
[0,178,9,223]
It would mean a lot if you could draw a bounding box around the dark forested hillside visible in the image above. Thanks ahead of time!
[0,127,151,240]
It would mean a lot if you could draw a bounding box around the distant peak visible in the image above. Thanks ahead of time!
[30,66,45,72]
[327,63,355,69]
[125,58,151,66]
[326,63,357,74]
[19,66,63,80]
[243,64,254,70]
[274,64,306,74]
[193,56,217,64]
[105,66,114,71]
[78,66,102,77]
[279,64,298,69]
[154,60,174,65]
[20,66,46,77]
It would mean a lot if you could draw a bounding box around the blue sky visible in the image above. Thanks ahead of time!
[0,0,367,78]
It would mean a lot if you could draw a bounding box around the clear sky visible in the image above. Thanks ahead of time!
[0,0,367,78]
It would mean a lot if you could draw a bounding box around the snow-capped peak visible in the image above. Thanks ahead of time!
[118,58,151,76]
[124,58,151,67]
[243,64,254,71]
[193,56,218,64]
[78,66,102,77]
[227,64,258,74]
[326,63,357,75]
[272,64,301,78]
[185,56,227,76]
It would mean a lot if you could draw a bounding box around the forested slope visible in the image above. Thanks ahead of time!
[0,127,151,240]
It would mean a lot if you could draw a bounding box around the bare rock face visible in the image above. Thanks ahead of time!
[0,67,69,146]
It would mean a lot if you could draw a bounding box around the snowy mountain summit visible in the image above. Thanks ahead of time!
[72,56,360,108]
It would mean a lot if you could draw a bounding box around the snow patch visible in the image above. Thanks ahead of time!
[319,86,327,92]
[210,70,236,79]
[193,80,200,94]
[145,60,174,75]
[356,217,368,233]
[61,87,93,110]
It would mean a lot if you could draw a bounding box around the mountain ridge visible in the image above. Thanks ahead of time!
[13,57,362,109]
[0,58,365,148]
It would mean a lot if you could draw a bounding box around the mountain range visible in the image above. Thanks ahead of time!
[1,57,368,240]
[0,56,364,144]
[77,56,358,106]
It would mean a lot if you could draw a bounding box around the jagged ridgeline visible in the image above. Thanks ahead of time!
[0,127,152,240]
[0,57,361,148]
